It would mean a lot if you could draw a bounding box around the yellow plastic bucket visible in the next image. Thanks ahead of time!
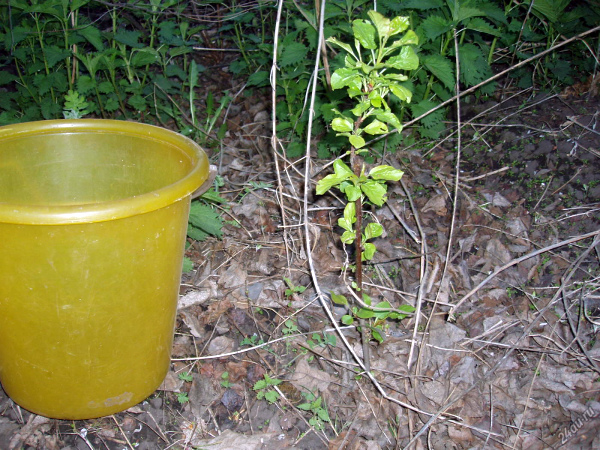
[0,120,209,419]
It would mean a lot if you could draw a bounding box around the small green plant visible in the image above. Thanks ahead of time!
[176,392,189,404]
[316,11,417,342]
[284,277,307,299]
[178,371,194,382]
[177,371,193,403]
[282,318,299,336]
[62,89,92,119]
[253,373,282,404]
[220,371,232,388]
[331,291,414,343]
[240,334,263,347]
[238,181,273,202]
[307,332,337,349]
[297,392,331,431]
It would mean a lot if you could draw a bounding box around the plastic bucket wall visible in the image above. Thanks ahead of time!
[0,120,209,419]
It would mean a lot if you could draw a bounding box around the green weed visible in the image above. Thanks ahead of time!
[297,391,331,431]
[253,373,282,404]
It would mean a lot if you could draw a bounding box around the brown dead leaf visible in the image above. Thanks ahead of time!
[289,357,333,393]
[485,238,512,266]
[8,416,51,450]
[189,374,220,420]
[158,370,184,392]
[200,299,233,326]
[421,193,448,216]
[220,263,247,289]
[182,429,281,450]
[448,425,474,446]
[225,361,248,382]
[207,336,235,355]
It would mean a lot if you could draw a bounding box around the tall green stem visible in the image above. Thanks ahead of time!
[33,13,56,104]
[349,144,370,372]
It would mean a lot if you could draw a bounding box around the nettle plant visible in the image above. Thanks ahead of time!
[316,11,417,343]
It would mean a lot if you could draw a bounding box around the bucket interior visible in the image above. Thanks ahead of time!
[0,120,208,224]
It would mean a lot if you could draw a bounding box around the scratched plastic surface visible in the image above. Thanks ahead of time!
[0,120,208,419]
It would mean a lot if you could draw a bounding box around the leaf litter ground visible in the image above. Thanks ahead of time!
[1,86,599,449]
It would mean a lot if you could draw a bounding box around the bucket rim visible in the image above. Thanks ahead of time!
[0,119,209,225]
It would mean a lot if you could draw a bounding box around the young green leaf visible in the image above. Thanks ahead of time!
[264,391,280,403]
[338,215,353,232]
[398,304,417,313]
[341,202,356,230]
[253,380,267,390]
[386,46,419,71]
[355,308,374,319]
[368,92,383,108]
[326,37,356,58]
[349,134,366,149]
[317,408,330,422]
[394,29,419,46]
[341,315,354,325]
[352,19,377,49]
[372,301,392,319]
[343,184,361,202]
[351,100,371,117]
[331,67,361,91]
[331,117,354,133]
[364,222,383,240]
[341,230,356,244]
[361,180,387,206]
[362,242,377,260]
[316,159,354,195]
[364,119,388,135]
[389,84,414,103]
[374,111,402,130]
[368,165,404,181]
[367,10,391,40]
[178,371,194,382]
[390,16,411,35]
[333,159,354,177]
[330,292,349,306]
[371,328,384,343]
[362,293,372,305]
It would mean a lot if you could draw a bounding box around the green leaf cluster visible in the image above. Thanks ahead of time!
[187,201,224,242]
[327,10,419,150]
[253,374,283,404]
[0,0,231,143]
[331,292,416,343]
[317,160,403,206]
[374,0,598,138]
[297,393,331,431]
[284,277,307,298]
[62,89,92,119]
[316,159,402,261]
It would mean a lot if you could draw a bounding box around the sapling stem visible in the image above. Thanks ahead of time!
[350,146,370,372]
[316,10,418,353]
